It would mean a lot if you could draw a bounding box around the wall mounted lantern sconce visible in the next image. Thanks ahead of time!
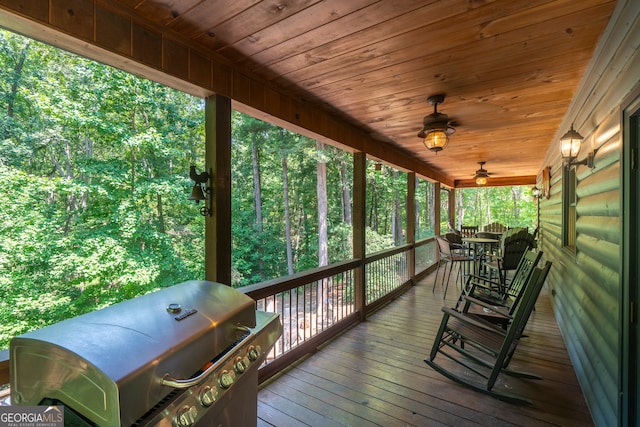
[531,186,542,199]
[560,124,597,168]
[189,165,212,216]
[417,94,456,153]
[532,186,542,228]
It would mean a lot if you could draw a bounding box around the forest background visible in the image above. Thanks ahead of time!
[0,30,536,349]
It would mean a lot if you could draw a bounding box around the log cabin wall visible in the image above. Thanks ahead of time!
[539,1,638,425]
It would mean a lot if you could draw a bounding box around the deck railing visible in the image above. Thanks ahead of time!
[242,237,437,382]
[365,245,410,305]
[242,259,361,382]
[416,238,437,274]
[0,238,437,387]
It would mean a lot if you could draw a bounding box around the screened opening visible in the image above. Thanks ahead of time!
[415,176,436,240]
[0,30,206,348]
[455,186,538,232]
[230,113,354,286]
[365,161,407,254]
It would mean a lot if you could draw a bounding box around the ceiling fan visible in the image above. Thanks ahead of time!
[417,94,457,153]
[473,161,492,185]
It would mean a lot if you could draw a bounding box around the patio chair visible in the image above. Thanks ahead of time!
[424,261,552,404]
[484,222,508,233]
[460,225,478,237]
[483,228,533,288]
[444,232,467,254]
[434,236,474,299]
[456,249,543,328]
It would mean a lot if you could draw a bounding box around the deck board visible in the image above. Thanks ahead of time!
[258,270,593,426]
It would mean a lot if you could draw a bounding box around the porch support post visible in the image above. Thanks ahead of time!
[448,188,456,229]
[434,182,441,235]
[353,152,367,319]
[204,95,232,285]
[407,172,416,281]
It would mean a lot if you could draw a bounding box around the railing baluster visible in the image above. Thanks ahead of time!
[241,239,435,372]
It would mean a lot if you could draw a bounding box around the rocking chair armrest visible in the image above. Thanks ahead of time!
[461,295,511,318]
[441,306,507,336]
[466,274,500,288]
[484,253,503,262]
[466,277,501,295]
[467,273,495,283]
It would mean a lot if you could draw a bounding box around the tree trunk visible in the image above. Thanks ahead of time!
[316,141,331,323]
[368,183,375,228]
[428,183,434,233]
[511,187,521,220]
[316,141,328,267]
[382,197,389,236]
[62,139,77,236]
[392,170,402,245]
[5,39,30,126]
[252,140,263,232]
[157,194,166,233]
[282,153,294,275]
[484,187,491,226]
[456,190,465,228]
[251,138,264,278]
[340,156,352,225]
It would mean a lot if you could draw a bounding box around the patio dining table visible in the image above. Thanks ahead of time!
[462,237,500,277]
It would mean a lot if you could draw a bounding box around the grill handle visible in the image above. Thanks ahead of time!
[160,325,253,389]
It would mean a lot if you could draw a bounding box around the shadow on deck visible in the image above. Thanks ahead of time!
[257,270,592,426]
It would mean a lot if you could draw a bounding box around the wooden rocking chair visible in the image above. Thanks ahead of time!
[424,261,552,404]
[483,228,534,289]
[455,249,543,327]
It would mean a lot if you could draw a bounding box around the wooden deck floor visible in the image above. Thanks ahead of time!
[257,270,593,427]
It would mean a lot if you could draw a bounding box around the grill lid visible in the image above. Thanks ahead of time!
[11,280,257,425]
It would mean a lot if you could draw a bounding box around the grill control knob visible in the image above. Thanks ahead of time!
[219,370,234,389]
[176,405,198,427]
[247,346,260,361]
[166,303,182,314]
[234,356,248,374]
[199,385,218,407]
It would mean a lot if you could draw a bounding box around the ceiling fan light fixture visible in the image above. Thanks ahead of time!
[418,94,455,152]
[473,161,490,186]
[475,175,488,186]
[422,129,449,152]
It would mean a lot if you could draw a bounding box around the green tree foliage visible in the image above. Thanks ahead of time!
[457,186,536,230]
[230,114,356,286]
[415,176,436,240]
[0,30,205,348]
[0,29,536,350]
[365,162,407,252]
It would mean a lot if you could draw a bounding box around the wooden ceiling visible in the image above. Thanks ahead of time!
[112,0,616,184]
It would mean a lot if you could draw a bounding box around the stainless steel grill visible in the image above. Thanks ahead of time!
[9,280,281,426]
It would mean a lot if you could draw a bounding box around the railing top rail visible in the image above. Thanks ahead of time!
[365,243,413,263]
[415,237,435,247]
[241,259,361,300]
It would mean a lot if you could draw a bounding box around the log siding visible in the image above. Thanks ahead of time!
[539,1,639,424]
